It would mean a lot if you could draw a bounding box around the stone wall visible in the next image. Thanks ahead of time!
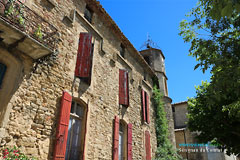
[172,102,188,128]
[0,0,159,159]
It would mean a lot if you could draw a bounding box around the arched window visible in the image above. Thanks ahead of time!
[0,63,6,88]
[65,100,87,160]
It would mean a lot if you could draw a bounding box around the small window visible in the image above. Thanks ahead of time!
[172,106,175,112]
[120,44,125,58]
[0,63,7,88]
[84,6,93,23]
[144,72,147,81]
[143,56,150,65]
[164,78,168,96]
[65,101,86,160]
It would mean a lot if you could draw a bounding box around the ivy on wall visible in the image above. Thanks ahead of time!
[153,85,184,160]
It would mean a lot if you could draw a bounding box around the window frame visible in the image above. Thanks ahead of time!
[118,120,127,160]
[65,100,87,160]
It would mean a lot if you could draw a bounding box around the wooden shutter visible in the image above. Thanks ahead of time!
[146,92,150,124]
[127,123,132,160]
[113,116,119,160]
[119,69,129,106]
[53,91,72,160]
[75,33,93,78]
[0,63,6,87]
[145,131,151,160]
[141,90,146,122]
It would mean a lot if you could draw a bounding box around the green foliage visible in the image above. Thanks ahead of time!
[199,0,240,21]
[1,146,37,160]
[153,86,184,160]
[179,0,240,156]
[5,0,25,25]
[187,80,240,156]
[35,25,43,39]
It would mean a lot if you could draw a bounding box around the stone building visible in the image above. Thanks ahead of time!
[173,101,237,160]
[0,0,175,159]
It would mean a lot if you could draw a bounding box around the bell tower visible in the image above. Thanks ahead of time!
[140,36,176,146]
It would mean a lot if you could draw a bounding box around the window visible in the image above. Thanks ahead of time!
[120,44,125,58]
[119,122,125,160]
[0,63,6,88]
[84,5,93,23]
[65,101,86,160]
[144,72,147,81]
[141,90,150,124]
[53,92,87,160]
[172,106,175,112]
[113,116,132,160]
[164,78,168,96]
[143,56,150,65]
[119,69,129,106]
[75,32,94,85]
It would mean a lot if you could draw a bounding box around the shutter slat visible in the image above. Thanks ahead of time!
[75,33,93,78]
[141,90,146,122]
[146,92,150,124]
[53,91,72,160]
[145,131,151,160]
[127,123,132,160]
[113,116,119,160]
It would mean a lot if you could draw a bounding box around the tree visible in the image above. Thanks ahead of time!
[179,0,240,156]
[199,0,240,20]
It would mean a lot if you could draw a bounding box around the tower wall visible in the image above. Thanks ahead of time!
[140,48,176,147]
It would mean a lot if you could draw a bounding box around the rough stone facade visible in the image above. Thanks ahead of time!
[0,0,176,159]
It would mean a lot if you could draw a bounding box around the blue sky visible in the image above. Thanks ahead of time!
[98,0,211,103]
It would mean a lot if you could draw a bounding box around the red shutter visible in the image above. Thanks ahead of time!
[113,116,119,160]
[141,90,146,122]
[119,69,129,106]
[146,92,150,124]
[127,123,132,160]
[145,131,151,160]
[125,71,129,106]
[75,33,93,78]
[53,91,72,160]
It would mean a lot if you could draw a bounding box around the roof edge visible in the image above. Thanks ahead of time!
[87,0,157,77]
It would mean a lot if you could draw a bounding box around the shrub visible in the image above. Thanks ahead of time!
[1,146,37,160]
